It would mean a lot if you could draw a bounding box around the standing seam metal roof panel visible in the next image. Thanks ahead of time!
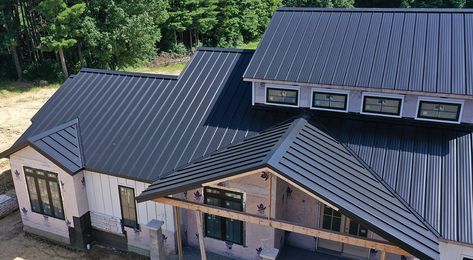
[244,8,473,96]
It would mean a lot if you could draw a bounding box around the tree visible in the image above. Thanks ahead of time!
[83,0,168,69]
[284,0,354,7]
[37,0,85,77]
[1,1,23,80]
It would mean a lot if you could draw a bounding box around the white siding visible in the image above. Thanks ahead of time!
[83,170,174,232]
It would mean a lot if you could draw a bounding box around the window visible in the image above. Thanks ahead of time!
[266,87,299,106]
[312,90,348,111]
[417,100,461,122]
[119,186,138,229]
[362,95,402,116]
[204,187,243,244]
[322,205,341,232]
[24,167,64,219]
[348,220,368,237]
[463,257,473,260]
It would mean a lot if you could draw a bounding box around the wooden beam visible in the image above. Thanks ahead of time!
[380,251,387,260]
[268,172,272,220]
[195,211,207,260]
[155,197,412,257]
[173,206,184,260]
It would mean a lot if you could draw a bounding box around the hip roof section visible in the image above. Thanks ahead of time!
[244,8,473,96]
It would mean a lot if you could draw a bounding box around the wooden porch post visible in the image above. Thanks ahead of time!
[173,206,184,260]
[380,251,387,260]
[195,211,207,260]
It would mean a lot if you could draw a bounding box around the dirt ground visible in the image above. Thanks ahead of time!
[0,84,58,173]
[0,211,148,260]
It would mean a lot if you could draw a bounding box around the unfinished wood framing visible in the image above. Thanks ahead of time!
[173,206,184,260]
[195,211,207,260]
[156,197,411,257]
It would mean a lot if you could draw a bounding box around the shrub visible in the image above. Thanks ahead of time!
[23,60,64,82]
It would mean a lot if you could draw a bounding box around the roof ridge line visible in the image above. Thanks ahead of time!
[79,68,179,80]
[265,115,308,166]
[312,117,441,239]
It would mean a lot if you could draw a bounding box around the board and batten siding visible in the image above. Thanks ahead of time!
[83,170,175,233]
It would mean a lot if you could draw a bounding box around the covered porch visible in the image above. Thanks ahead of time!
[137,116,439,260]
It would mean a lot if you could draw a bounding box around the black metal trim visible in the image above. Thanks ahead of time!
[23,166,65,220]
[203,187,244,245]
[417,101,462,122]
[266,87,299,106]
[362,96,402,116]
[311,91,348,111]
[118,185,139,230]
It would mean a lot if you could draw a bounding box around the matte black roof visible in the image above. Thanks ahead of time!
[244,8,473,96]
[319,114,473,245]
[139,115,439,260]
[1,49,293,181]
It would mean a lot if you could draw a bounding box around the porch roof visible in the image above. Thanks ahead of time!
[137,115,439,260]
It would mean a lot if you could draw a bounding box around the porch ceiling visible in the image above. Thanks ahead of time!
[138,114,440,260]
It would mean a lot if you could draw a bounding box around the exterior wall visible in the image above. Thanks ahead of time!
[9,146,88,244]
[440,240,473,260]
[180,173,278,260]
[83,170,176,255]
[254,82,473,124]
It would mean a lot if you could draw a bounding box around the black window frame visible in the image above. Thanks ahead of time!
[348,220,368,238]
[311,91,348,111]
[118,185,139,230]
[362,95,403,116]
[321,205,342,232]
[24,166,65,220]
[204,187,244,245]
[417,100,462,122]
[266,87,299,106]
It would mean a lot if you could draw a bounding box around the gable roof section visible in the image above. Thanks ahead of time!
[138,115,439,260]
[1,48,294,181]
[244,8,473,96]
[3,119,85,174]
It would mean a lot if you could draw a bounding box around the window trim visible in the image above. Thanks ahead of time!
[361,92,404,118]
[264,84,300,108]
[321,205,343,232]
[415,97,463,124]
[203,187,245,245]
[118,185,139,230]
[23,166,65,220]
[310,88,350,112]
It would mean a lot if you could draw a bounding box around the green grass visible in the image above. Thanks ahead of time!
[237,40,260,50]
[126,63,186,76]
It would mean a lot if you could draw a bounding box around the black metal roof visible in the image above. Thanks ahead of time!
[1,48,293,181]
[138,115,439,260]
[318,113,473,245]
[1,46,472,251]
[244,8,473,96]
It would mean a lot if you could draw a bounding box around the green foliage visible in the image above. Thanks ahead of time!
[83,0,168,69]
[171,43,189,55]
[37,0,86,51]
[283,0,354,7]
[23,60,63,82]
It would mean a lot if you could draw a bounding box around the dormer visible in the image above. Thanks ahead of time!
[244,8,473,125]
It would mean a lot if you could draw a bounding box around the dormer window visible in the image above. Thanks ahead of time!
[265,85,299,107]
[361,93,403,117]
[416,99,462,123]
[311,89,349,112]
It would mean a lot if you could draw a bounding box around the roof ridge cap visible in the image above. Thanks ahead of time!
[277,7,473,13]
